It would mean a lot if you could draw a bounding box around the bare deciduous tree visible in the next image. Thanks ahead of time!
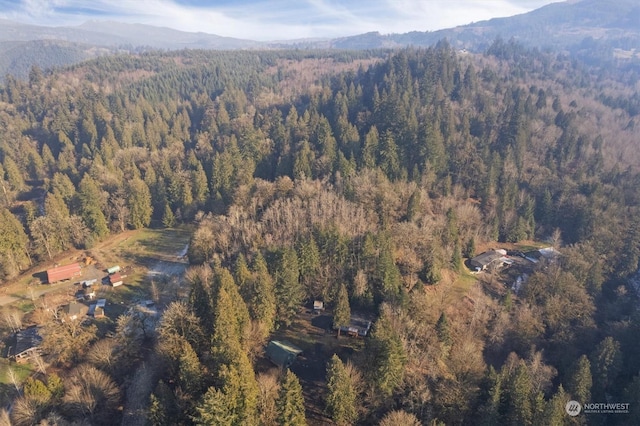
[32,353,47,375]
[62,364,120,425]
[40,309,98,365]
[0,409,10,426]
[7,366,20,393]
[257,372,280,426]
[379,410,421,426]
[86,338,119,373]
[1,307,23,332]
[10,397,40,426]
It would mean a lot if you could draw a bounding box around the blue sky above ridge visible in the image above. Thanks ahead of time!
[0,0,559,41]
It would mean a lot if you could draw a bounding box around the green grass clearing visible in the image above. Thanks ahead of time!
[88,226,192,304]
[0,358,34,385]
[447,267,478,304]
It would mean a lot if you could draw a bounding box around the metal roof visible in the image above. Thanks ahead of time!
[46,263,81,283]
[265,340,303,368]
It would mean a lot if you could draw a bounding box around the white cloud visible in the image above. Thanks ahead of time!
[0,0,558,41]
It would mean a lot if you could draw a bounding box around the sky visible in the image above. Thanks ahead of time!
[0,0,560,41]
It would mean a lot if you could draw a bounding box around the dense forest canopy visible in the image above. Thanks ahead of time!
[0,41,639,425]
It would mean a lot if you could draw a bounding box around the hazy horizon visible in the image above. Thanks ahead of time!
[0,0,560,41]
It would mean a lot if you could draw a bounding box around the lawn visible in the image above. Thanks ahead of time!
[86,226,192,302]
[0,358,34,385]
[449,270,478,303]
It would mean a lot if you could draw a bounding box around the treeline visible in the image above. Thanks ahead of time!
[0,41,639,424]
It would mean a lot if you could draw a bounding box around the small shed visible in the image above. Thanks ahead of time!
[109,273,123,287]
[96,299,106,308]
[89,304,105,318]
[107,265,121,274]
[265,340,303,369]
[313,300,324,311]
[46,263,81,284]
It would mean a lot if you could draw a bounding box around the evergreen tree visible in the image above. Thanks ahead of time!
[375,234,402,302]
[149,393,168,426]
[211,287,244,366]
[567,354,592,404]
[162,202,176,228]
[0,208,30,279]
[362,126,379,169]
[234,254,252,297]
[249,253,277,336]
[366,307,406,397]
[179,340,205,397]
[205,271,258,425]
[325,355,358,425]
[188,268,214,339]
[49,172,76,202]
[214,363,259,426]
[149,381,179,426]
[297,236,321,297]
[194,387,236,426]
[436,312,451,346]
[274,248,303,326]
[127,177,152,229]
[406,188,421,222]
[379,129,401,179]
[464,237,476,258]
[444,207,458,246]
[276,370,306,426]
[2,157,25,192]
[531,391,546,426]
[480,367,503,426]
[590,336,622,400]
[451,240,462,270]
[503,289,513,311]
[543,385,569,425]
[77,174,109,240]
[293,141,314,180]
[505,363,533,426]
[192,162,210,205]
[333,283,351,334]
[211,266,251,351]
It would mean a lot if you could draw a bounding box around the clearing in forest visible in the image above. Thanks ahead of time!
[0,227,192,310]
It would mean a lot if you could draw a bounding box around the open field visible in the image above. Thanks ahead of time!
[0,227,192,393]
[0,227,191,310]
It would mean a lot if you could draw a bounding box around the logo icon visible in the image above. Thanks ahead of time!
[565,400,582,416]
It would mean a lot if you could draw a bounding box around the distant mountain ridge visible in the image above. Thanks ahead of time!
[74,21,261,50]
[324,0,640,53]
[0,0,638,80]
[0,18,261,49]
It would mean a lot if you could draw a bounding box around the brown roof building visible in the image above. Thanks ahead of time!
[109,273,123,287]
[46,263,81,284]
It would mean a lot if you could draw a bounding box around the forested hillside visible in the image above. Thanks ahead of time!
[0,42,639,424]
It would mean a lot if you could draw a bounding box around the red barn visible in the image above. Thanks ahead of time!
[46,263,81,284]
